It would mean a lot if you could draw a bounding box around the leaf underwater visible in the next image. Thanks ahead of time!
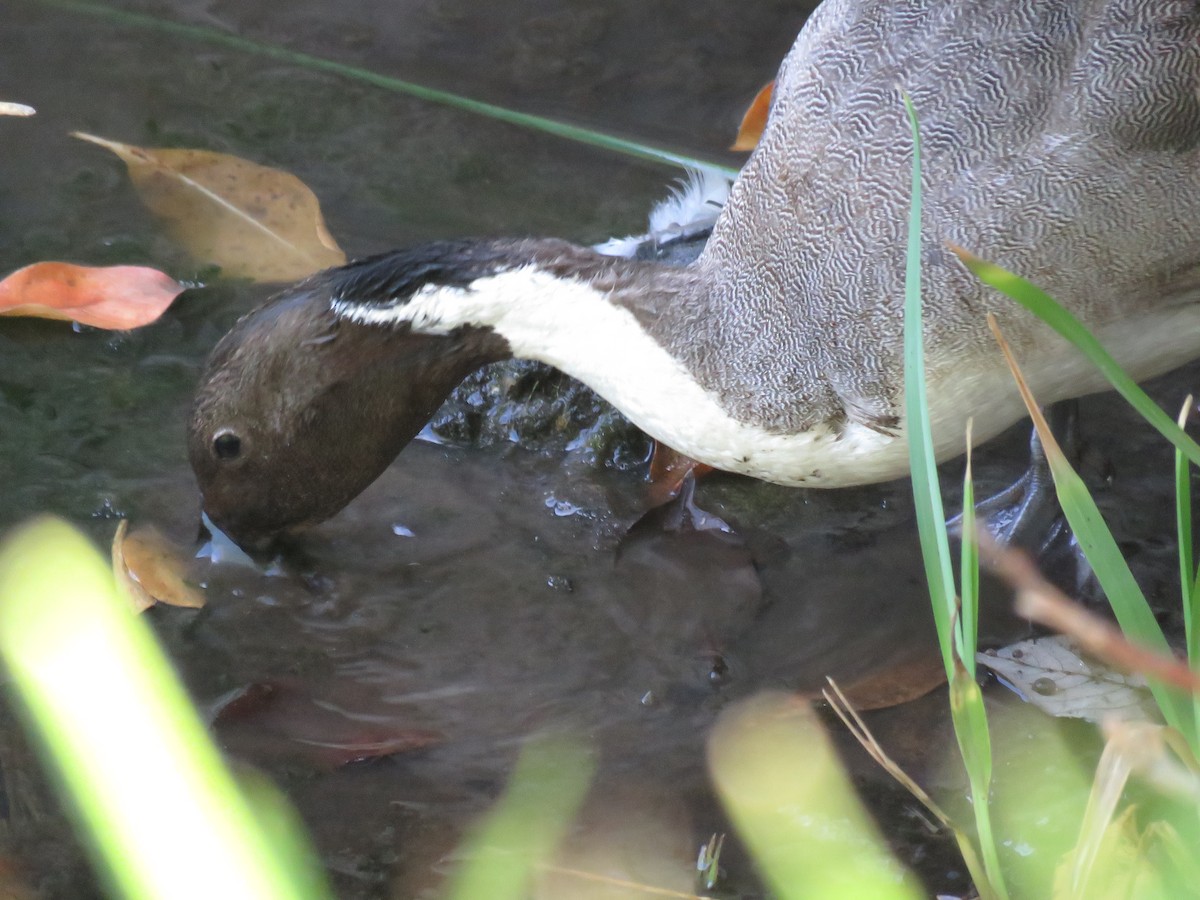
[73,132,346,282]
[112,520,206,612]
[0,101,35,117]
[0,262,184,329]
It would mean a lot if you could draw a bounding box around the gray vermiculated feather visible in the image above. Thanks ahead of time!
[653,0,1200,434]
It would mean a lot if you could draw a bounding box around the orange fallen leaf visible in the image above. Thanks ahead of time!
[112,520,205,612]
[730,81,774,151]
[0,262,184,330]
[73,131,346,282]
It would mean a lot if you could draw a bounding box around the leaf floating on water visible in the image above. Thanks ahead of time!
[0,262,184,329]
[978,635,1155,723]
[112,520,205,612]
[730,81,773,151]
[72,131,346,282]
[0,102,35,117]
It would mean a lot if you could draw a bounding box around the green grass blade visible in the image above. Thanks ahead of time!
[32,0,739,179]
[1183,398,1200,746]
[1173,401,1199,691]
[954,250,1200,469]
[901,95,957,676]
[903,97,1008,900]
[0,517,331,900]
[950,668,1003,900]
[444,734,594,900]
[1175,400,1194,614]
[987,325,1194,737]
[960,436,980,678]
[1051,463,1190,737]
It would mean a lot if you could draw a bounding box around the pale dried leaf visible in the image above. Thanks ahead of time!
[978,635,1154,723]
[0,102,35,117]
[112,520,205,611]
[112,520,154,613]
[72,132,345,282]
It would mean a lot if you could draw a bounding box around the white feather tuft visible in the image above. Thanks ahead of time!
[594,166,734,258]
[647,167,732,236]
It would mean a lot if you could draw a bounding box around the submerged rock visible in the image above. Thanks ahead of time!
[425,170,728,469]
[425,358,651,470]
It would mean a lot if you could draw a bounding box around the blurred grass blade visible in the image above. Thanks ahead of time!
[987,317,1193,736]
[0,517,330,900]
[954,248,1200,469]
[1065,724,1143,899]
[708,693,921,900]
[444,733,594,900]
[38,0,737,179]
[824,679,994,894]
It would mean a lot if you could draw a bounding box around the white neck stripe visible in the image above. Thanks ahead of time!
[331,266,909,486]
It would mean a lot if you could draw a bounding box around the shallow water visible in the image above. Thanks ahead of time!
[1,1,1196,897]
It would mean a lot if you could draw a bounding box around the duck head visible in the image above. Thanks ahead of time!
[188,242,516,549]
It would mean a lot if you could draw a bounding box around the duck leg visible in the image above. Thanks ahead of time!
[952,402,1081,556]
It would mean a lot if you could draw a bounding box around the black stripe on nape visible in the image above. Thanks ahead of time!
[326,239,534,312]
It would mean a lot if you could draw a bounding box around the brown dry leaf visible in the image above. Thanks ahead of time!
[0,102,35,117]
[112,520,205,612]
[0,262,184,329]
[647,440,713,508]
[73,131,346,282]
[730,81,773,151]
[829,654,947,711]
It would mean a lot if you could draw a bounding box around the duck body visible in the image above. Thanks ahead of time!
[190,0,1200,547]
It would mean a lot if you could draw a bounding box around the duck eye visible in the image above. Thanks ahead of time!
[213,429,242,461]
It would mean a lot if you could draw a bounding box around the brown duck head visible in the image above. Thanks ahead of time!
[188,243,515,549]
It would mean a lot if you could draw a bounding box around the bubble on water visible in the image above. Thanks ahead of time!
[1031,677,1058,696]
[545,495,582,517]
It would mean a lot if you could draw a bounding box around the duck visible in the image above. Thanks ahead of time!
[189,0,1200,549]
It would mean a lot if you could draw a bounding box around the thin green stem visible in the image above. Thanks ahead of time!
[901,96,956,676]
[960,435,979,678]
[1175,397,1200,749]
[902,95,1008,900]
[29,0,739,179]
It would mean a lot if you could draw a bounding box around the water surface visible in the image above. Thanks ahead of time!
[1,2,1194,896]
